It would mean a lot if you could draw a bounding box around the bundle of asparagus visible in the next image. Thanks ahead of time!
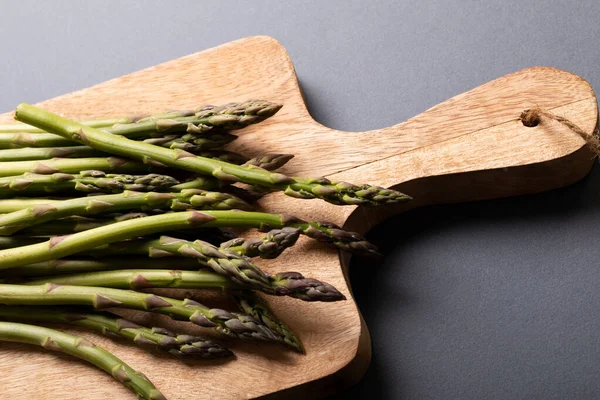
[0,100,412,399]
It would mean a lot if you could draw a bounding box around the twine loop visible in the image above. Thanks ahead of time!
[519,108,600,156]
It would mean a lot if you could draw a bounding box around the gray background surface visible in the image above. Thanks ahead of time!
[1,1,600,399]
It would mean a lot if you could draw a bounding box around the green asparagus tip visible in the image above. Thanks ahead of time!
[270,272,346,302]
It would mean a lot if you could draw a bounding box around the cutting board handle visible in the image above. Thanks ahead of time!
[327,67,599,233]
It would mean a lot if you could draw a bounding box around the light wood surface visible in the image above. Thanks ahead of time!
[0,36,597,400]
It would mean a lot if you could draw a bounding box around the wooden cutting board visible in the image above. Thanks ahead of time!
[0,36,597,399]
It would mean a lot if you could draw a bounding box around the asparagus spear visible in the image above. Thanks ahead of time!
[0,258,201,277]
[78,227,352,282]
[268,271,346,301]
[0,171,179,196]
[0,100,280,149]
[16,104,412,206]
[143,131,237,151]
[0,259,346,301]
[108,117,210,138]
[220,227,301,259]
[0,130,237,151]
[16,215,235,240]
[0,157,149,177]
[0,198,61,214]
[0,257,345,301]
[0,146,289,178]
[0,132,93,148]
[111,100,281,135]
[0,211,216,268]
[97,212,380,260]
[0,115,145,133]
[0,146,102,161]
[191,152,294,171]
[0,189,252,235]
[0,306,233,358]
[0,321,165,399]
[1,101,280,135]
[18,268,345,302]
[0,101,280,151]
[234,293,304,353]
[0,147,273,168]
[0,284,279,342]
[0,178,238,213]
[84,236,272,291]
[0,212,379,268]
[15,269,258,290]
[0,234,341,301]
[205,212,379,257]
[169,154,294,192]
[0,213,139,230]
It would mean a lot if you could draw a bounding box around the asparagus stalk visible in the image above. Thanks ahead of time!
[0,217,234,250]
[0,258,201,277]
[16,216,235,240]
[0,157,150,177]
[234,293,304,353]
[0,146,102,161]
[0,147,276,169]
[111,100,281,135]
[0,211,216,268]
[79,228,354,290]
[0,180,238,213]
[2,101,280,135]
[108,117,210,138]
[0,147,290,180]
[0,171,179,196]
[0,198,61,214]
[0,189,252,235]
[18,269,346,302]
[0,284,279,342]
[201,211,379,257]
[0,214,141,231]
[0,100,280,149]
[0,115,145,133]
[0,258,346,301]
[169,154,294,192]
[189,152,294,171]
[0,321,165,399]
[84,236,272,291]
[220,227,301,259]
[18,269,247,290]
[0,132,93,148]
[17,219,104,235]
[0,212,379,267]
[0,130,236,151]
[16,104,412,206]
[0,306,233,358]
[143,131,237,151]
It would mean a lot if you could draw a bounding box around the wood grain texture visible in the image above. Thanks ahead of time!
[0,36,597,399]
